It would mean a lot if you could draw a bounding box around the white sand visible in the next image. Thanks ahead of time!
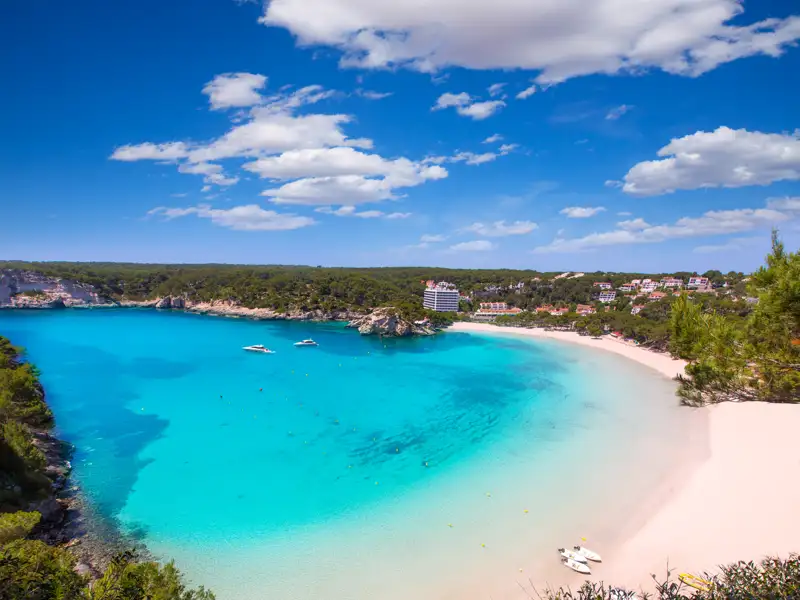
[603,401,800,591]
[448,322,687,380]
[450,322,800,594]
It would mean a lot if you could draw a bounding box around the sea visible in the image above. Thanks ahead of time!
[0,309,706,599]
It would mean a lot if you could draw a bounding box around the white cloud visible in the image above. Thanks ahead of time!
[357,89,393,100]
[560,206,607,218]
[112,78,444,201]
[170,193,188,198]
[606,104,634,120]
[201,185,211,193]
[315,205,412,219]
[617,211,632,216]
[178,162,240,187]
[432,92,505,120]
[260,0,800,82]
[450,240,494,252]
[202,73,267,110]
[433,92,471,109]
[766,196,800,211]
[426,144,516,166]
[111,142,189,162]
[421,234,447,243]
[534,204,790,253]
[488,83,506,97]
[262,164,447,205]
[623,127,800,196]
[693,236,762,254]
[464,220,538,237]
[617,218,650,230]
[457,100,506,120]
[148,204,315,231]
[483,134,503,144]
[516,83,537,100]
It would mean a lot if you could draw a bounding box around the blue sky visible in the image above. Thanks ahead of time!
[2,0,799,272]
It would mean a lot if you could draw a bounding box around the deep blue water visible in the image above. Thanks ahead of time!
[0,309,694,599]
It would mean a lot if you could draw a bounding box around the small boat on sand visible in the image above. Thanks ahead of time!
[558,548,588,563]
[574,545,602,562]
[294,339,319,347]
[243,345,275,353]
[562,558,591,574]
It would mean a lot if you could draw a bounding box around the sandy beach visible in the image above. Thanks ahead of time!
[448,322,687,380]
[451,322,800,594]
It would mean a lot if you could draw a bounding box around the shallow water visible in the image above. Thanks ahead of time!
[0,310,704,599]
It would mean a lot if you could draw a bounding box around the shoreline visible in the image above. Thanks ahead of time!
[452,321,800,594]
[447,322,687,380]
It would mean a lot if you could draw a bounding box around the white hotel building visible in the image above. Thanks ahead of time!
[423,286,460,312]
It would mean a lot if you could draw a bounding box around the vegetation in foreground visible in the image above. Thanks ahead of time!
[0,336,213,599]
[531,554,799,599]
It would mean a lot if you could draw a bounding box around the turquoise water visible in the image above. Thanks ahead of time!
[0,310,702,599]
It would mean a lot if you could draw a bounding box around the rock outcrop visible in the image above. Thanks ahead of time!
[154,296,185,309]
[0,269,106,308]
[346,307,436,337]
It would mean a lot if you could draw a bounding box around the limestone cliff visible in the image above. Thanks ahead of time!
[346,307,435,337]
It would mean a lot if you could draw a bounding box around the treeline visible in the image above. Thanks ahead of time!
[0,336,213,599]
[0,261,744,318]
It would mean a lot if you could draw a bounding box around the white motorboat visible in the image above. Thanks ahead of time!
[562,558,591,575]
[294,339,319,347]
[574,545,602,562]
[243,345,275,353]
[558,548,588,563]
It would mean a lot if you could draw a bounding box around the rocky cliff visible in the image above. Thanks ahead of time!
[346,307,436,336]
[0,269,106,307]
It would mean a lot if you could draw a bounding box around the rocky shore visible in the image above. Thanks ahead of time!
[28,429,137,577]
[346,307,436,336]
[119,296,363,322]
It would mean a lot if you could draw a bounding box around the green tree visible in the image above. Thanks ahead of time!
[672,232,799,405]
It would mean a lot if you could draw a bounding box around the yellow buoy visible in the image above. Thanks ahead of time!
[375,481,379,485]
[486,492,491,497]
[481,543,486,548]
[447,523,453,528]
[523,509,529,513]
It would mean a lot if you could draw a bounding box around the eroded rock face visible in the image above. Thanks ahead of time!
[346,307,434,337]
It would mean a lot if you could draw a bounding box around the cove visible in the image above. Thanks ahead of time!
[0,309,705,599]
